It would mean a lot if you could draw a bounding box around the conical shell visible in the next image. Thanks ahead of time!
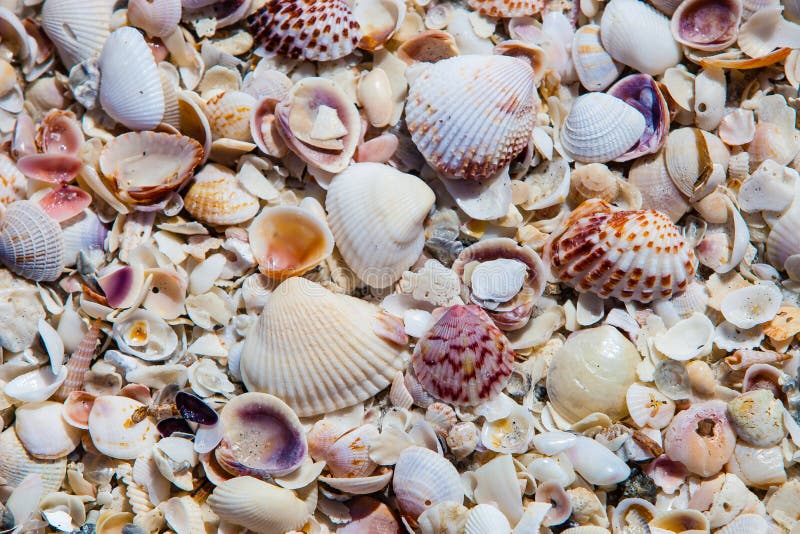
[41,0,112,69]
[543,199,697,302]
[248,0,361,62]
[240,277,409,417]
[0,200,65,282]
[208,476,310,534]
[54,322,100,402]
[326,163,435,289]
[560,92,646,163]
[572,25,623,92]
[393,447,463,520]
[406,55,537,181]
[0,427,66,495]
[184,163,259,226]
[0,153,25,206]
[467,0,544,17]
[98,27,165,131]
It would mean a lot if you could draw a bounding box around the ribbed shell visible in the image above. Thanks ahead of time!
[204,90,256,142]
[0,153,25,205]
[240,277,409,417]
[208,477,310,534]
[98,27,165,131]
[326,163,435,289]
[184,164,259,225]
[0,427,66,495]
[53,322,100,402]
[544,199,697,303]
[41,0,112,69]
[467,0,544,16]
[248,0,361,62]
[412,305,515,406]
[393,447,463,519]
[406,55,536,181]
[560,92,646,163]
[61,210,108,267]
[127,0,182,38]
[0,200,65,282]
[572,25,622,92]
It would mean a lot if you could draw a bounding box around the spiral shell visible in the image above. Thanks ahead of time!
[0,200,65,282]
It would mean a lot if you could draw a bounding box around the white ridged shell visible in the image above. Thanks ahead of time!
[560,93,646,163]
[88,395,158,460]
[0,427,66,495]
[0,200,65,282]
[465,504,511,534]
[626,383,676,429]
[326,163,435,288]
[204,90,256,142]
[572,25,623,92]
[184,164,259,226]
[628,151,690,222]
[208,477,310,533]
[61,210,107,267]
[98,27,165,131]
[240,277,408,417]
[128,0,182,38]
[393,447,463,519]
[41,0,112,69]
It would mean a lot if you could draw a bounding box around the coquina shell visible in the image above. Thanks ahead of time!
[393,447,463,520]
[240,277,409,417]
[543,199,697,302]
[406,55,537,181]
[41,0,112,69]
[326,163,435,289]
[0,200,65,282]
[184,163,259,226]
[467,0,544,17]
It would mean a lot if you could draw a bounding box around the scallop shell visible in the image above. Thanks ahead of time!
[626,383,676,429]
[467,0,544,17]
[0,200,65,282]
[184,163,259,226]
[572,25,623,92]
[671,0,742,51]
[128,0,182,38]
[15,401,81,459]
[98,27,165,131]
[559,92,646,163]
[240,277,408,417]
[393,447,463,520]
[544,199,697,302]
[326,424,378,478]
[0,154,25,206]
[0,427,66,495]
[41,0,111,69]
[406,55,536,181]
[465,504,511,534]
[248,0,361,61]
[88,395,159,460]
[204,90,256,142]
[326,163,435,289]
[412,304,515,406]
[716,514,769,534]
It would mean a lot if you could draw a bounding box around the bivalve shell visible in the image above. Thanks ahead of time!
[0,427,66,495]
[204,90,256,142]
[607,74,670,161]
[184,163,259,226]
[467,0,544,17]
[15,401,81,459]
[465,504,511,534]
[671,0,742,51]
[727,389,786,447]
[87,395,159,460]
[0,153,25,206]
[572,25,623,92]
[0,200,65,282]
[626,383,676,429]
[128,0,182,38]
[41,0,111,69]
[720,283,782,329]
[393,446,463,520]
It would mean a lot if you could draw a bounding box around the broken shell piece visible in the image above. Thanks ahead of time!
[16,153,82,184]
[650,510,709,533]
[397,29,459,64]
[4,366,68,403]
[626,383,676,429]
[353,0,404,50]
[468,0,544,17]
[663,400,736,477]
[87,395,158,460]
[480,402,535,454]
[208,476,311,533]
[653,313,714,361]
[38,185,92,223]
[719,108,756,146]
[37,110,83,155]
[152,437,198,491]
[564,435,631,485]
[393,447,463,521]
[465,504,511,534]
[15,401,81,459]
[738,159,795,213]
[720,283,782,329]
[250,97,288,158]
[62,391,95,429]
[184,163,259,226]
[727,389,786,447]
[112,309,178,362]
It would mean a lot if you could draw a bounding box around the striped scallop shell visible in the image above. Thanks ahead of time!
[572,25,623,92]
[412,305,515,406]
[0,427,66,495]
[204,90,256,142]
[184,164,259,226]
[208,476,310,533]
[0,153,25,206]
[467,0,544,17]
[41,0,112,69]
[0,200,65,282]
[544,199,697,303]
[393,447,463,520]
[248,0,361,62]
[240,277,409,417]
[406,55,537,181]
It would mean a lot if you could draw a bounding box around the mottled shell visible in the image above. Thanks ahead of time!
[406,55,536,181]
[572,25,623,92]
[467,0,544,17]
[544,199,696,302]
[204,90,256,142]
[0,200,65,282]
[663,400,736,477]
[184,163,259,226]
[248,0,361,62]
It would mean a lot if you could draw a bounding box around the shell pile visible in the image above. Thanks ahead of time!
[2,0,800,533]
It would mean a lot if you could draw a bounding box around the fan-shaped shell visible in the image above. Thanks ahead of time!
[204,90,256,142]
[560,92,646,163]
[465,504,511,534]
[406,55,537,181]
[608,74,670,161]
[248,0,361,62]
[393,447,463,520]
[41,0,112,69]
[240,277,409,417]
[326,163,435,289]
[0,427,66,495]
[0,200,65,282]
[15,401,81,459]
[184,163,259,226]
[572,25,623,92]
[628,151,690,222]
[98,27,165,131]
[128,0,182,38]
[467,0,544,17]
[543,199,697,302]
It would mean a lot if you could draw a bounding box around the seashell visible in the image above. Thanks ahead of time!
[406,55,536,180]
[62,391,95,429]
[4,366,67,403]
[38,185,92,223]
[152,437,198,490]
[248,0,361,61]
[128,0,182,38]
[480,402,535,454]
[600,0,682,76]
[143,267,187,320]
[53,321,100,401]
[248,205,334,280]
[0,153,25,206]
[397,30,459,64]
[671,0,742,51]
[446,421,480,459]
[720,283,782,329]
[353,0,404,50]
[650,510,709,533]
[546,325,641,422]
[37,110,83,156]
[250,97,288,158]
[468,0,544,17]
[99,131,203,205]
[664,127,713,199]
[494,40,547,83]
[716,514,768,534]
[425,402,457,436]
[559,92,646,163]
[663,400,736,477]
[748,121,798,167]
[393,447,463,521]
[98,27,165,131]
[654,312,714,361]
[572,25,622,92]
[628,151,690,222]
[204,90,256,142]
[184,163,259,226]
[608,74,670,161]
[88,395,159,460]
[543,199,697,302]
[357,68,393,128]
[339,496,401,534]
[0,427,66,495]
[326,163,434,288]
[626,383,676,429]
[112,309,178,362]
[326,424,378,478]
[465,504,511,534]
[694,67,726,131]
[719,108,756,146]
[16,153,82,184]
[208,476,311,534]
[535,481,572,526]
[161,496,205,534]
[727,389,786,447]
[0,200,65,282]
[14,401,81,459]
[412,305,514,406]
[564,435,631,485]
[612,498,656,533]
[41,0,111,69]
[241,277,408,417]
[320,466,394,494]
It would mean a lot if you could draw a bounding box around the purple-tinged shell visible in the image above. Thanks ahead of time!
[412,305,515,406]
[671,0,742,52]
[97,266,136,309]
[176,390,218,425]
[609,74,670,162]
[157,417,193,438]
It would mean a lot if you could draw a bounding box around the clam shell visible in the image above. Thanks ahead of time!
[248,0,361,61]
[671,0,742,51]
[663,400,736,477]
[654,312,714,361]
[572,25,622,92]
[393,447,463,520]
[406,55,536,180]
[694,67,727,131]
[0,153,26,206]
[0,200,65,282]
[467,0,544,17]
[0,427,66,495]
[543,199,697,302]
[15,401,81,459]
[4,366,67,403]
[98,27,165,131]
[240,277,408,417]
[720,283,783,329]
[559,92,646,163]
[41,0,111,69]
[353,0,405,50]
[88,395,159,460]
[607,74,670,161]
[128,0,182,38]
[184,163,259,226]
[719,108,756,145]
[326,163,435,289]
[326,424,378,478]
[465,504,511,534]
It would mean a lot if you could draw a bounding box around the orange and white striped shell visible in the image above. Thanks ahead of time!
[544,199,696,303]
[468,0,545,17]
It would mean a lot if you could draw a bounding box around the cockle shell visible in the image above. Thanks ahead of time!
[41,0,111,69]
[204,90,256,142]
[128,0,182,38]
[0,200,65,282]
[572,25,623,92]
[98,27,165,131]
[559,92,646,163]
[0,427,66,495]
[671,0,742,51]
[393,447,463,521]
[467,0,544,17]
[248,0,361,61]
[326,163,435,288]
[15,401,81,459]
[184,163,259,226]
[88,395,158,460]
[326,424,378,478]
[663,400,736,477]
[406,55,536,181]
[465,504,511,534]
[412,304,515,406]
[628,151,690,223]
[240,277,408,417]
[608,74,670,161]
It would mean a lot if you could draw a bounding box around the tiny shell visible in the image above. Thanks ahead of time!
[480,402,535,454]
[184,163,259,226]
[326,424,378,478]
[467,0,544,17]
[719,108,756,145]
[204,90,256,142]
[564,436,631,485]
[663,400,736,477]
[393,446,463,520]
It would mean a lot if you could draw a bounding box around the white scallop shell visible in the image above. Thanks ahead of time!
[207,476,310,533]
[0,427,66,495]
[716,514,768,534]
[625,383,676,429]
[720,283,783,329]
[559,93,646,163]
[14,401,82,459]
[0,200,65,282]
[41,0,112,69]
[128,0,182,38]
[653,312,714,361]
[88,395,159,460]
[240,277,408,417]
[99,27,165,131]
[572,25,622,92]
[326,163,435,289]
[465,504,511,534]
[393,446,463,519]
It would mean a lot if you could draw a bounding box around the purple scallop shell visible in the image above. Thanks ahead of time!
[175,390,219,425]
[608,74,670,162]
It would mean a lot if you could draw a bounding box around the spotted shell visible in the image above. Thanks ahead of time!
[0,200,65,282]
[544,199,696,303]
[467,0,544,17]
